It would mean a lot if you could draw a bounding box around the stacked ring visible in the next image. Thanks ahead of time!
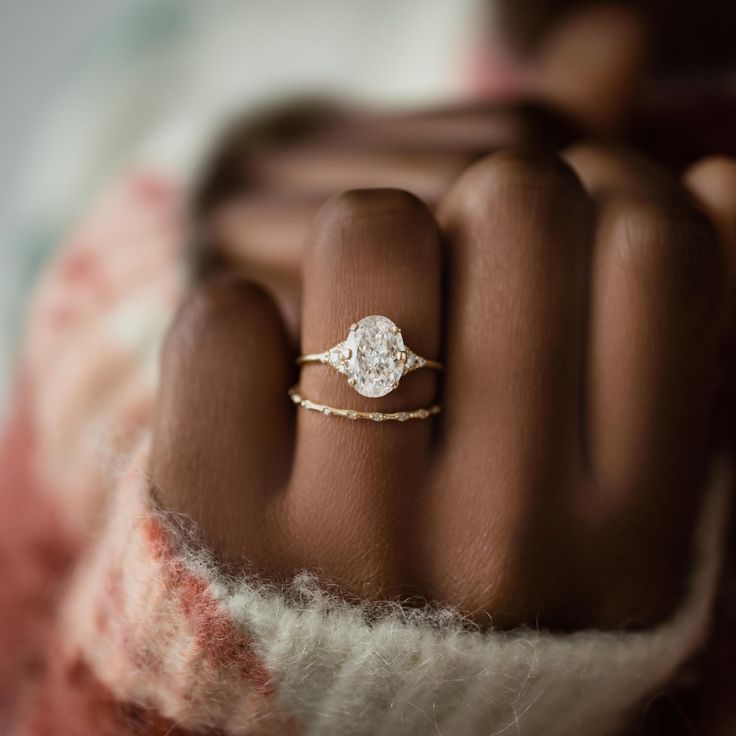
[292,314,442,420]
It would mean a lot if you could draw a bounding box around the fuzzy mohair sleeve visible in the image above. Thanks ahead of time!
[1,168,728,736]
[16,440,730,736]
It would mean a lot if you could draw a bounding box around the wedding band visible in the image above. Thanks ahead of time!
[297,315,442,398]
[289,387,441,422]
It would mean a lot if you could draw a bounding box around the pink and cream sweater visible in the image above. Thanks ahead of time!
[0,170,728,736]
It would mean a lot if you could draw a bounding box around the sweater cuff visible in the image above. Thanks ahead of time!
[41,440,728,736]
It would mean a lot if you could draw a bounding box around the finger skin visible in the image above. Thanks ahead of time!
[427,151,592,623]
[209,195,315,273]
[576,184,721,627]
[197,103,576,345]
[585,197,720,496]
[286,189,443,598]
[563,142,680,202]
[684,156,736,333]
[149,278,295,567]
[206,196,308,341]
[284,102,575,156]
[532,3,649,134]
[437,151,590,492]
[565,145,722,507]
[251,147,471,206]
[683,159,736,734]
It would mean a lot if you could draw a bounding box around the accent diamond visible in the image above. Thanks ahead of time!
[344,315,406,398]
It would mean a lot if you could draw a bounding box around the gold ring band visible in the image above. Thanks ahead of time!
[289,387,441,422]
[297,354,443,371]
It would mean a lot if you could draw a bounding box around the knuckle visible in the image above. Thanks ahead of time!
[315,187,430,231]
[178,278,271,329]
[603,196,721,301]
[563,140,643,169]
[563,139,603,159]
[562,140,613,169]
[686,155,736,196]
[311,187,438,262]
[562,141,646,193]
[448,149,587,216]
[164,279,276,360]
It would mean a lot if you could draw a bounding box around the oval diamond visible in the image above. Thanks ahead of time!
[344,315,406,398]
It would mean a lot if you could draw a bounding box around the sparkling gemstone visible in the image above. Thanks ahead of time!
[344,315,406,398]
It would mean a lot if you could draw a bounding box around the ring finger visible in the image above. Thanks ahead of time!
[286,188,444,595]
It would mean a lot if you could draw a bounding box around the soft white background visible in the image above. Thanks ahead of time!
[0,0,136,406]
[0,0,134,259]
[0,0,480,405]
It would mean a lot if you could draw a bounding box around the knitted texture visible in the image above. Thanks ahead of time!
[1,167,728,735]
[40,437,723,736]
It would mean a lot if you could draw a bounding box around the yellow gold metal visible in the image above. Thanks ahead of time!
[297,315,443,400]
[297,353,444,371]
[288,387,441,422]
[297,353,328,365]
[415,358,443,371]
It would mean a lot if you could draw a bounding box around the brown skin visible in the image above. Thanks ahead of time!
[684,159,736,736]
[146,3,736,731]
[199,102,579,340]
[150,132,731,634]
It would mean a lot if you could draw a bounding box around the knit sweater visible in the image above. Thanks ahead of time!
[0,169,727,736]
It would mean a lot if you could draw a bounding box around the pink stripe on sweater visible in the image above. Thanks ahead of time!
[0,382,79,728]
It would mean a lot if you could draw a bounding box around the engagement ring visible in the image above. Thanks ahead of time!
[297,315,442,398]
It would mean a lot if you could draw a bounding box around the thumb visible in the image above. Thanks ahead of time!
[529,3,650,135]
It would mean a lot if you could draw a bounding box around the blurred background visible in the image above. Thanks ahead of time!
[0,0,131,403]
[1,0,734,409]
[0,0,480,408]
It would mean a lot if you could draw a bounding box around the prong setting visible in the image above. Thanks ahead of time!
[298,315,442,397]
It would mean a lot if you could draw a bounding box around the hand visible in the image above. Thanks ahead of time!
[193,102,577,339]
[149,141,734,631]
